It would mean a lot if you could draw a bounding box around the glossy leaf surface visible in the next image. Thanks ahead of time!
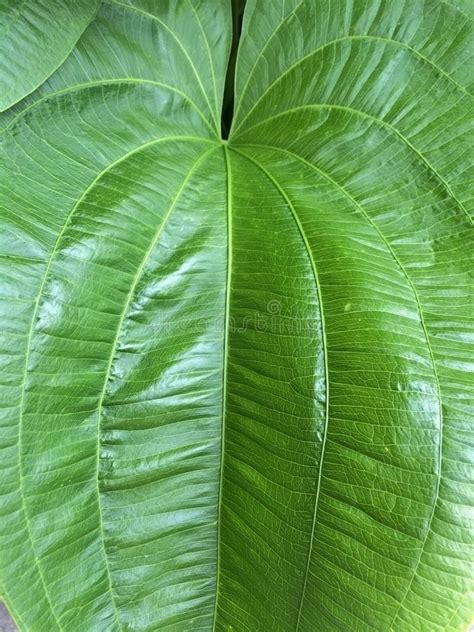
[0,1,472,631]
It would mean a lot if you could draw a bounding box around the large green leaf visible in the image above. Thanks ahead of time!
[0,1,472,631]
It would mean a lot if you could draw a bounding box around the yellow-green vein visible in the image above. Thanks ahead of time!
[212,143,233,631]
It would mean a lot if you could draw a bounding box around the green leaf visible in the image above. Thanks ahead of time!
[0,0,100,112]
[0,1,472,631]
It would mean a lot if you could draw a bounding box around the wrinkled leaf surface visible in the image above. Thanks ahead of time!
[0,1,472,630]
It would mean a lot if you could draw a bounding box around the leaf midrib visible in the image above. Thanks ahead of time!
[212,143,233,631]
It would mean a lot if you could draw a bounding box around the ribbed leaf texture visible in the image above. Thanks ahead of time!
[0,1,472,630]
